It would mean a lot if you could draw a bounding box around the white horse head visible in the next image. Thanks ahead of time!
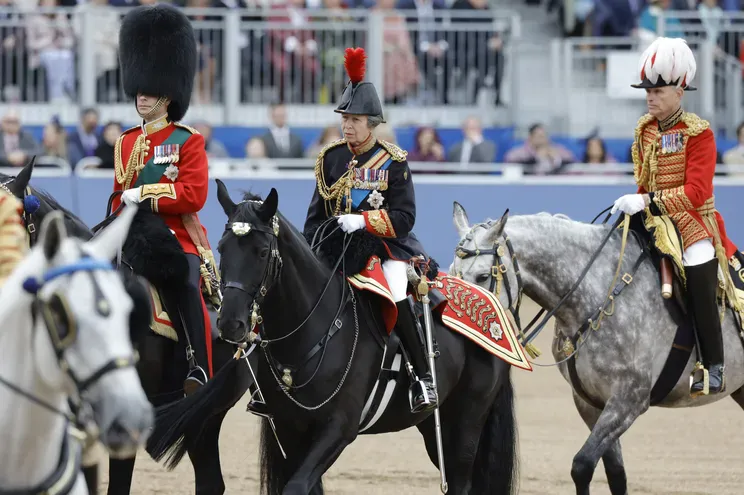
[0,203,153,487]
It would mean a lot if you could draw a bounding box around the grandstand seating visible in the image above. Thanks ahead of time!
[21,125,743,164]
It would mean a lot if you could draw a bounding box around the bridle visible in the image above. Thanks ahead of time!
[0,178,40,247]
[219,206,361,411]
[453,211,635,365]
[454,224,525,332]
[0,254,138,441]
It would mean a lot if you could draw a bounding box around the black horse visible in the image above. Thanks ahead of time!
[147,180,519,494]
[2,160,247,495]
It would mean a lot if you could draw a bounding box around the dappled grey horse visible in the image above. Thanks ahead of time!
[449,202,744,495]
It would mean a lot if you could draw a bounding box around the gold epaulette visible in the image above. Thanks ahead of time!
[377,140,407,162]
[174,122,200,134]
[681,112,710,137]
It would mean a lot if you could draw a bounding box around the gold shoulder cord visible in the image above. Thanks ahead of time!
[114,132,149,190]
[313,139,352,216]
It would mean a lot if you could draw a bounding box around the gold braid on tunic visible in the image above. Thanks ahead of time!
[313,138,352,216]
[114,129,151,190]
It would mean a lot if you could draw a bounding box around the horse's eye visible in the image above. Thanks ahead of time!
[259,248,269,258]
[476,273,490,284]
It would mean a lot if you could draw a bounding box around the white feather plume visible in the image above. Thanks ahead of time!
[637,37,696,88]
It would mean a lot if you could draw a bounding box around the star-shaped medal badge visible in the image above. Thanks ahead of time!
[489,322,503,341]
[367,190,384,210]
[163,164,179,182]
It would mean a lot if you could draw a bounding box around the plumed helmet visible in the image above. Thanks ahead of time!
[631,37,697,91]
[118,4,197,122]
[334,47,385,122]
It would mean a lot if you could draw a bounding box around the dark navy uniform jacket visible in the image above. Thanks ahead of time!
[303,137,427,261]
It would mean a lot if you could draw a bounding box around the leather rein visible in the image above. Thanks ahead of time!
[455,208,642,366]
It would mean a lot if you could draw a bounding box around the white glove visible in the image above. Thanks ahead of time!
[337,214,366,233]
[121,188,141,206]
[611,194,646,215]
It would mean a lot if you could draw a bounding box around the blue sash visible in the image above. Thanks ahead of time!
[347,156,393,210]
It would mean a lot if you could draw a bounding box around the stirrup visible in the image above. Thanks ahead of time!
[689,361,709,398]
[183,366,207,396]
[246,388,273,419]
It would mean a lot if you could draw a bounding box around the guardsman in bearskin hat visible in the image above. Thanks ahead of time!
[303,47,437,414]
[611,37,739,396]
[111,3,219,395]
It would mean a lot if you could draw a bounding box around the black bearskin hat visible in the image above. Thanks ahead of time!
[118,4,197,122]
[334,47,385,122]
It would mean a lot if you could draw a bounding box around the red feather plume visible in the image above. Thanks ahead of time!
[344,47,366,84]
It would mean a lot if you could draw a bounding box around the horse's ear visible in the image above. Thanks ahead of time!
[258,188,278,222]
[484,209,509,244]
[85,203,138,261]
[9,156,35,199]
[215,178,235,217]
[38,210,67,261]
[453,201,470,238]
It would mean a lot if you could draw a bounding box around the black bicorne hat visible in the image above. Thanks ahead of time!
[118,4,197,122]
[334,47,385,122]
[630,37,697,92]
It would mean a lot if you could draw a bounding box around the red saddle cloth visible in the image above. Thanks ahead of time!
[347,256,532,371]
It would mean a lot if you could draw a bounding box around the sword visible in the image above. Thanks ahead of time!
[236,342,287,459]
[409,260,448,494]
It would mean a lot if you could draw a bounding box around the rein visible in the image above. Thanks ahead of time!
[456,209,637,366]
[221,209,360,410]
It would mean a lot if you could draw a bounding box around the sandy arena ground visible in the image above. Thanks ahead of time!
[101,300,744,494]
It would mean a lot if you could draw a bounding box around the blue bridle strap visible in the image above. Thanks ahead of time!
[23,257,115,294]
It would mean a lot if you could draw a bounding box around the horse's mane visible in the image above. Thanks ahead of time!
[33,188,92,239]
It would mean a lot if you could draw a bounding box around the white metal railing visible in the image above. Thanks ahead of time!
[74,160,744,184]
[0,6,519,121]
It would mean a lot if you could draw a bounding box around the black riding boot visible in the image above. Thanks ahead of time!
[162,254,210,396]
[688,258,725,395]
[395,298,438,414]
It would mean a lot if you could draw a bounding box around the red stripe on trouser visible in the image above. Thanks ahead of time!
[199,281,214,377]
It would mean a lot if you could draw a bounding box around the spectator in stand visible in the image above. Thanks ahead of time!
[504,123,576,175]
[450,0,505,106]
[374,0,420,105]
[636,0,684,42]
[73,0,122,103]
[399,0,450,104]
[447,116,497,164]
[93,121,122,170]
[185,0,223,104]
[314,0,363,104]
[0,0,26,102]
[0,109,41,167]
[305,124,342,157]
[40,118,67,161]
[582,136,616,164]
[267,0,320,104]
[67,108,100,169]
[193,121,229,158]
[590,0,639,38]
[25,0,76,103]
[260,102,305,158]
[408,126,445,162]
[246,136,268,158]
[698,0,726,46]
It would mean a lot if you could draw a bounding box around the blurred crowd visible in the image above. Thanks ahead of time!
[0,0,508,106]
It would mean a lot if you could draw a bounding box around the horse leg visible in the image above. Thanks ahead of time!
[187,411,228,495]
[106,458,136,495]
[282,416,357,495]
[570,393,647,495]
[571,392,627,495]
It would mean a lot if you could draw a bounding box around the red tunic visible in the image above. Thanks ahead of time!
[112,117,210,256]
[632,111,737,259]
[113,116,214,376]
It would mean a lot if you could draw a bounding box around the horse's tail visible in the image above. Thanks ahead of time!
[260,418,288,495]
[471,367,519,495]
[145,356,252,469]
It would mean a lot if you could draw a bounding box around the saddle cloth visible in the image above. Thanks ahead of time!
[347,255,533,371]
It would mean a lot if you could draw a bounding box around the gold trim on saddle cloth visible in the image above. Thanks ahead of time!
[643,211,686,286]
[148,284,178,341]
